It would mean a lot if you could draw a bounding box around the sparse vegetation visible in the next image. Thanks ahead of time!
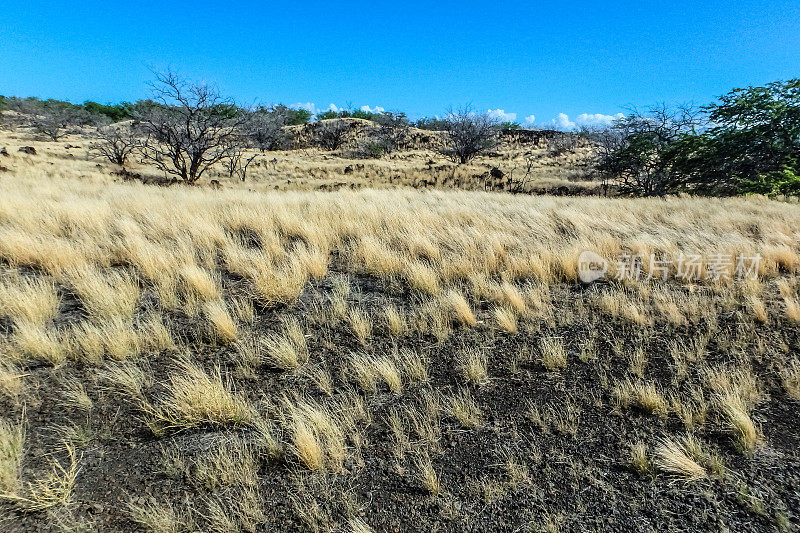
[1,76,799,531]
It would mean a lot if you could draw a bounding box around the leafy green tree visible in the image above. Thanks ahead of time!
[315,109,346,121]
[286,108,312,125]
[700,79,800,195]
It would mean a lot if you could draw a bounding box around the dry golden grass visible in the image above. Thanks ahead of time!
[539,337,568,370]
[98,361,152,399]
[449,389,482,428]
[128,500,187,533]
[781,360,800,400]
[193,441,258,489]
[348,307,373,345]
[0,276,60,325]
[67,267,140,322]
[349,517,375,533]
[138,312,175,353]
[405,260,441,295]
[283,398,345,471]
[263,320,309,371]
[383,304,407,337]
[151,359,254,430]
[784,296,800,323]
[0,162,797,314]
[2,442,79,511]
[10,320,66,365]
[443,288,477,327]
[416,298,452,342]
[457,348,489,385]
[629,442,651,476]
[707,367,762,451]
[251,265,308,304]
[613,380,668,416]
[654,436,707,481]
[415,455,441,496]
[398,348,429,385]
[0,419,23,495]
[349,352,405,394]
[69,317,141,362]
[0,361,23,399]
[718,392,761,451]
[496,281,527,313]
[494,306,518,333]
[372,356,403,393]
[748,295,769,323]
[60,378,93,412]
[203,300,238,344]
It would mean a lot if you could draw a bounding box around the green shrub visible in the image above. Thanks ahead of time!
[287,108,312,125]
[738,165,800,197]
[499,121,521,131]
[316,109,347,121]
[365,142,386,158]
[414,117,448,131]
[83,101,134,122]
[351,109,380,121]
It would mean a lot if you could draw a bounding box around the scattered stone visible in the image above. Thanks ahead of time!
[209,179,221,189]
[344,165,354,174]
[18,146,36,155]
[0,147,9,157]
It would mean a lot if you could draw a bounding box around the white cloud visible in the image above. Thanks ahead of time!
[552,113,575,130]
[546,112,624,130]
[291,102,316,113]
[487,109,517,122]
[523,114,536,125]
[360,105,385,114]
[575,112,625,127]
[325,103,340,113]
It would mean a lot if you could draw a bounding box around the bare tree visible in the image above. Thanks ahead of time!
[508,157,536,193]
[221,133,258,181]
[136,71,247,184]
[33,104,95,141]
[439,104,498,164]
[246,106,288,151]
[90,124,138,166]
[373,111,410,154]
[547,132,581,156]
[596,103,704,196]
[315,119,350,151]
[577,126,626,196]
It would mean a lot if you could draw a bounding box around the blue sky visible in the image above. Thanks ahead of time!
[1,0,798,127]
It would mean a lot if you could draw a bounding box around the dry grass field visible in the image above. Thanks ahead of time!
[0,122,600,195]
[1,130,800,532]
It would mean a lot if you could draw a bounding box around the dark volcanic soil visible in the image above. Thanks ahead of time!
[1,274,799,533]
